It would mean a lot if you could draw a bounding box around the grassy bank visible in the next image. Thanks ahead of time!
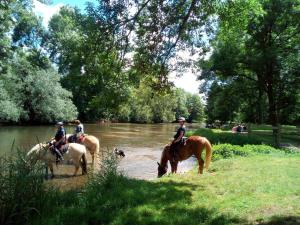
[33,153,300,225]
[188,125,300,147]
[2,145,299,225]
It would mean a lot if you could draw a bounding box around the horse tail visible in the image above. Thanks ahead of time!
[204,139,212,170]
[81,153,87,175]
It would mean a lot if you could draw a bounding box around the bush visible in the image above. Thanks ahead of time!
[0,150,55,225]
[211,144,296,161]
[30,151,126,225]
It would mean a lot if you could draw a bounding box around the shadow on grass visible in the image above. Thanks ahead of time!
[44,175,245,225]
[254,216,300,225]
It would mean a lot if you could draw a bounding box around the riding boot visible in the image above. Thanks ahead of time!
[54,147,64,163]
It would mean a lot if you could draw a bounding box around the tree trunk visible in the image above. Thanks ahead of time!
[257,87,264,124]
[267,84,280,148]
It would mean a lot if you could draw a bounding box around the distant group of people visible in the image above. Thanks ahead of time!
[232,124,247,133]
[50,120,85,162]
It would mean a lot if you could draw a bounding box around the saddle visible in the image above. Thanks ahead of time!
[171,137,188,162]
[182,137,188,145]
[60,144,69,154]
[68,134,85,143]
[49,143,69,155]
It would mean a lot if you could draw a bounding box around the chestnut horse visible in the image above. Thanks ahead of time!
[157,136,212,177]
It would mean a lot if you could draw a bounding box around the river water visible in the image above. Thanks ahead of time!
[0,123,200,182]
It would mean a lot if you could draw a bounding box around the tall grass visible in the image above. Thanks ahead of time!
[0,150,56,225]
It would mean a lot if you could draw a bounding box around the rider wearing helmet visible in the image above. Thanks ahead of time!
[170,117,186,161]
[52,122,66,162]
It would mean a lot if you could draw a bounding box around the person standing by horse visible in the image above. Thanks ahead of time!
[51,121,66,162]
[170,117,186,161]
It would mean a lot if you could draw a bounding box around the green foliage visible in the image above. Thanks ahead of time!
[0,82,22,122]
[115,83,205,123]
[47,6,131,121]
[211,143,296,161]
[0,1,77,123]
[0,151,55,225]
[200,0,300,126]
[19,147,300,225]
[0,55,77,123]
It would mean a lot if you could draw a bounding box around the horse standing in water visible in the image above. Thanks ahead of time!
[27,143,87,178]
[66,134,100,167]
[157,136,212,177]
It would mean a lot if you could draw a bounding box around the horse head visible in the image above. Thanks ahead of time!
[27,143,49,164]
[157,161,167,178]
[157,145,170,177]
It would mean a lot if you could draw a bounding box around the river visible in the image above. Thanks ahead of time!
[0,123,201,185]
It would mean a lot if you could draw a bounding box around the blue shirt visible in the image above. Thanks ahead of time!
[55,127,66,141]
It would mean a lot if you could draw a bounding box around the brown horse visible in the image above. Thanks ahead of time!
[157,136,212,177]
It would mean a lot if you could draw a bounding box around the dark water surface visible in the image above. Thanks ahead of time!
[0,123,201,181]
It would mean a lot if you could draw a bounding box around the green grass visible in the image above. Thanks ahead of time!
[188,125,300,147]
[24,147,299,225]
[2,140,300,225]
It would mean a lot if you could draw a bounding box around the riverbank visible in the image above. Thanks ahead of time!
[188,125,300,148]
[2,142,299,225]
[31,154,300,225]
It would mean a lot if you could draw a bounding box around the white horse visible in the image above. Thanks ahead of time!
[66,134,100,167]
[27,143,87,178]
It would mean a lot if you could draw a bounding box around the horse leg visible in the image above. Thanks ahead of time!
[73,162,80,176]
[91,153,95,167]
[170,161,178,174]
[49,163,55,179]
[174,162,178,173]
[197,156,205,174]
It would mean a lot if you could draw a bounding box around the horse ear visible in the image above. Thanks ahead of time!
[157,162,160,166]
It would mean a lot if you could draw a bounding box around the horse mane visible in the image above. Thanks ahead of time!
[27,143,48,157]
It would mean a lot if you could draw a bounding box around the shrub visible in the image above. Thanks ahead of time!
[211,144,297,161]
[0,150,55,225]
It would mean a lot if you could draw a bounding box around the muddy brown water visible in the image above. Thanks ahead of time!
[0,123,201,188]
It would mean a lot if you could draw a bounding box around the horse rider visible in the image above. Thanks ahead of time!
[170,117,186,161]
[51,121,66,162]
[73,119,84,142]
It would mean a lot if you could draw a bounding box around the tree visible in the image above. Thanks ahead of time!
[0,54,77,123]
[0,1,77,123]
[200,0,300,146]
[47,6,131,121]
[186,93,204,122]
